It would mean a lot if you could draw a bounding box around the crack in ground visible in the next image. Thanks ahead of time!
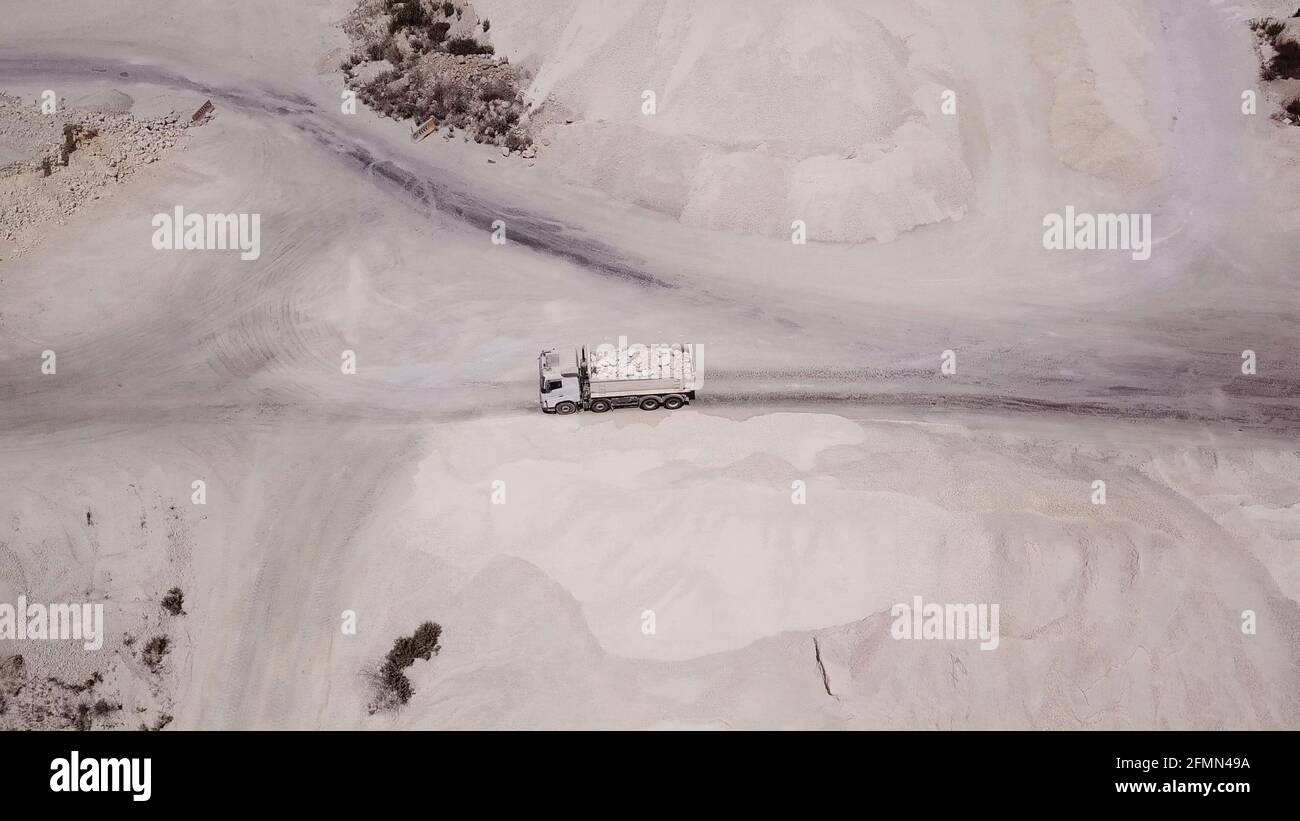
[813,637,836,699]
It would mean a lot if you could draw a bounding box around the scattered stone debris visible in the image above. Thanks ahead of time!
[1,656,126,730]
[342,0,537,155]
[0,495,187,730]
[47,671,104,693]
[141,713,173,731]
[0,93,189,259]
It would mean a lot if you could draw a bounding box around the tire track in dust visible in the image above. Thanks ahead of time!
[0,56,672,289]
[191,428,421,728]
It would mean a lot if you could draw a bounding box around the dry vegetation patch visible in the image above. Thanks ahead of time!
[1250,12,1300,125]
[342,0,536,154]
[366,621,442,714]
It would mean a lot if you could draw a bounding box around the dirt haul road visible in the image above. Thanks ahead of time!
[2,52,1297,432]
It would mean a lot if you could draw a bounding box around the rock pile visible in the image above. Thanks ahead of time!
[341,0,537,156]
[0,93,188,259]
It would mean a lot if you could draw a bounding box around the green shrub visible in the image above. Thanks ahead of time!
[389,1,428,32]
[447,37,494,55]
[161,587,185,616]
[141,636,170,672]
[1270,40,1300,79]
[368,621,442,713]
[382,39,404,65]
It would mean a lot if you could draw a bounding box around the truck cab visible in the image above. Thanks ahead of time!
[538,348,583,414]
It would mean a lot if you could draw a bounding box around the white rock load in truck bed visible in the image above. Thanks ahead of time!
[587,342,696,381]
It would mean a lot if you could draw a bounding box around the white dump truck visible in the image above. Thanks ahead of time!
[538,342,701,414]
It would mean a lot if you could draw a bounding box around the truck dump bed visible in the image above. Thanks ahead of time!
[584,342,699,397]
[588,377,686,398]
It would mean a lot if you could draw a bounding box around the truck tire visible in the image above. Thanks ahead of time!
[639,397,661,410]
[556,402,578,415]
[591,399,612,413]
[662,395,685,409]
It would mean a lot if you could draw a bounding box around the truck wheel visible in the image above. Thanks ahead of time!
[556,402,578,415]
[662,395,684,410]
[639,397,661,410]
[591,399,612,413]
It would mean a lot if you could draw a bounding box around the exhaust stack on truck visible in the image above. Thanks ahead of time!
[539,341,701,414]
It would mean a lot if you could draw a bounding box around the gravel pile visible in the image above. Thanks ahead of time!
[0,93,188,259]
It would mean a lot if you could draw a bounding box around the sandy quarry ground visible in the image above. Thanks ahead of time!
[0,0,1298,729]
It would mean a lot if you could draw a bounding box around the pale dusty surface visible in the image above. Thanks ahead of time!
[483,0,979,242]
[0,0,1297,729]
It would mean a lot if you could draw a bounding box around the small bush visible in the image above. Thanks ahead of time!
[447,37,493,55]
[425,78,450,108]
[445,86,471,114]
[1270,40,1300,79]
[429,20,450,41]
[141,636,170,672]
[504,130,528,151]
[382,39,404,65]
[478,77,514,102]
[368,621,441,713]
[1251,17,1283,36]
[389,1,428,33]
[385,621,442,668]
[161,587,185,616]
[482,18,490,33]
[410,622,442,658]
[48,671,102,693]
